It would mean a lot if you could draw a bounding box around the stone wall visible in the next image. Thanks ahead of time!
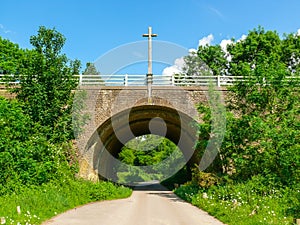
[76,86,228,180]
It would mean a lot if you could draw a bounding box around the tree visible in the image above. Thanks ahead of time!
[194,27,300,186]
[117,135,184,182]
[227,26,299,115]
[281,32,300,73]
[224,27,300,185]
[0,36,24,75]
[0,97,74,190]
[197,45,228,76]
[83,62,100,75]
[174,52,213,85]
[13,26,81,141]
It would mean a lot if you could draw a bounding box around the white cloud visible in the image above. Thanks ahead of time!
[0,24,12,34]
[220,39,233,52]
[237,34,247,42]
[220,39,233,61]
[162,57,185,76]
[198,34,214,47]
[297,29,300,36]
[189,48,197,54]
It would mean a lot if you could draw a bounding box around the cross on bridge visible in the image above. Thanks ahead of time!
[142,26,157,76]
[143,26,157,102]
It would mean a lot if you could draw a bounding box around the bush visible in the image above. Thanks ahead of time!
[0,97,78,193]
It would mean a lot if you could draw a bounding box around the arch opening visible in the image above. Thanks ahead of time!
[84,104,199,186]
[116,134,184,184]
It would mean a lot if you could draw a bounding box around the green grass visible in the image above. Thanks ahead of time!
[0,179,132,225]
[174,179,299,225]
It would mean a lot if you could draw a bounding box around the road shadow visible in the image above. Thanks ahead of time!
[133,181,168,191]
[148,192,186,203]
[132,180,186,203]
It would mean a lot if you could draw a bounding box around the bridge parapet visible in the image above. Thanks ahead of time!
[76,74,244,87]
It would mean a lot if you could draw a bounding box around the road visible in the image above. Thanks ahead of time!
[43,183,226,225]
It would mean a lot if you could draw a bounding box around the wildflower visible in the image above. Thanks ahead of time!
[202,192,208,199]
[0,217,6,225]
[232,199,238,206]
[249,209,257,216]
[17,206,21,215]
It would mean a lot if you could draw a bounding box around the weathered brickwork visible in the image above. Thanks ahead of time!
[76,86,228,181]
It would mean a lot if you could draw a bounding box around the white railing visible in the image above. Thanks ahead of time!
[0,74,20,85]
[173,75,245,87]
[76,74,174,86]
[76,74,245,87]
[1,74,298,87]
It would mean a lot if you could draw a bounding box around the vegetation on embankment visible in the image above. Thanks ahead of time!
[0,180,131,225]
[172,26,300,225]
[0,27,132,225]
[175,174,299,225]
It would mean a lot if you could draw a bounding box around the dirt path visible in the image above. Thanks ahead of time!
[43,183,226,225]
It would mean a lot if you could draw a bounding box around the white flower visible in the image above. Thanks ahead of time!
[232,199,238,206]
[0,217,6,225]
[202,192,208,199]
[17,206,21,215]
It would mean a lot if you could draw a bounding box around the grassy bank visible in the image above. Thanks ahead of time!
[0,179,132,225]
[174,178,299,225]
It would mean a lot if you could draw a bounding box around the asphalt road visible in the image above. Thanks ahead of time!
[43,183,226,225]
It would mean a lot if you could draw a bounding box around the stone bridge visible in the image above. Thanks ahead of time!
[76,85,227,183]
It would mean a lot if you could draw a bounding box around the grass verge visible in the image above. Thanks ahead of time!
[174,178,299,225]
[0,179,132,225]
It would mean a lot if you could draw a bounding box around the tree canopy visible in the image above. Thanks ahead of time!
[196,26,300,186]
[10,26,81,141]
[0,36,24,74]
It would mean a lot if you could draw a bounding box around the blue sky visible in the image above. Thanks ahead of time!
[1,0,300,74]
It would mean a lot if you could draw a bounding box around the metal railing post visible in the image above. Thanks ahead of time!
[124,74,128,86]
[171,75,175,86]
[79,74,83,86]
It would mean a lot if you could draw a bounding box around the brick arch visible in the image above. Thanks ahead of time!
[84,104,198,182]
[76,86,226,181]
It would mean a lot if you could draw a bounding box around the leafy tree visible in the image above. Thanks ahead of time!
[119,135,177,166]
[83,62,100,75]
[194,27,300,186]
[227,26,299,115]
[12,26,81,141]
[197,45,228,76]
[281,32,300,73]
[0,97,75,191]
[117,135,184,182]
[0,36,24,75]
[174,52,213,85]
